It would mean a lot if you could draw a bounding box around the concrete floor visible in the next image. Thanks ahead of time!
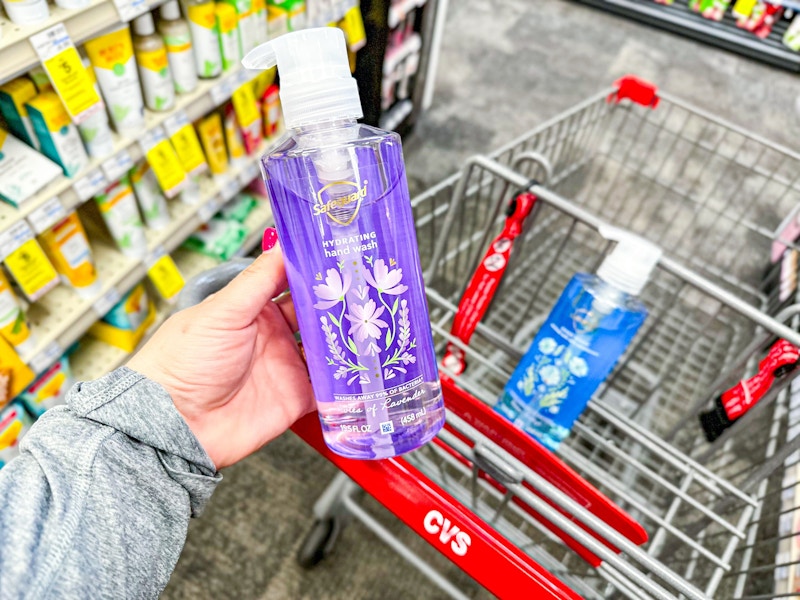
[163,2,800,599]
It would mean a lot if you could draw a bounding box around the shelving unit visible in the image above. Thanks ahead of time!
[0,67,261,235]
[0,1,361,381]
[356,0,443,135]
[71,198,273,381]
[20,148,269,372]
[575,0,800,72]
[0,0,167,82]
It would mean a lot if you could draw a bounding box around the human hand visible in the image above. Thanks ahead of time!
[128,230,314,469]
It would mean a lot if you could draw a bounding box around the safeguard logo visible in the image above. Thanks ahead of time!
[314,180,368,225]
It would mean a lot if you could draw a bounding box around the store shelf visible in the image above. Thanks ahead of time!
[20,142,271,374]
[575,0,800,72]
[0,67,262,237]
[0,0,167,83]
[71,197,272,381]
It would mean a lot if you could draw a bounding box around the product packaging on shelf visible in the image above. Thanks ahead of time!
[785,15,800,51]
[254,0,269,44]
[133,12,177,112]
[130,161,173,229]
[94,176,149,259]
[3,229,60,302]
[216,1,243,71]
[1,0,49,25]
[247,27,445,459]
[0,335,35,406]
[78,61,116,159]
[221,0,259,56]
[159,0,200,94]
[268,0,305,32]
[184,0,223,78]
[0,129,62,207]
[84,25,147,135]
[266,3,289,39]
[495,226,661,451]
[0,77,41,150]
[183,216,248,259]
[26,92,90,178]
[223,103,247,168]
[231,79,262,153]
[198,112,229,176]
[39,212,103,299]
[19,356,74,418]
[0,402,33,469]
[0,269,36,357]
[260,83,281,138]
[88,283,155,351]
[219,192,258,222]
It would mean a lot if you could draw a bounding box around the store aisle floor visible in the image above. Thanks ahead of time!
[163,2,800,598]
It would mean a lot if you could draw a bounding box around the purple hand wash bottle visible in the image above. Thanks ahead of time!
[243,28,445,459]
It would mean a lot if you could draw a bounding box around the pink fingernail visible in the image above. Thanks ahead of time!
[262,227,278,253]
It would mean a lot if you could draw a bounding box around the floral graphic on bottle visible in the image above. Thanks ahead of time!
[314,257,417,385]
[517,337,588,414]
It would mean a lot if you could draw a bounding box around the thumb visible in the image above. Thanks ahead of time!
[209,242,288,326]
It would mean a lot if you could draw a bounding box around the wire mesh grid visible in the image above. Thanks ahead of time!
[408,85,800,598]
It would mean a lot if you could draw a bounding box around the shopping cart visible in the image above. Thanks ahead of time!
[181,76,800,599]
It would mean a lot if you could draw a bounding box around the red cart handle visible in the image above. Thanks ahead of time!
[292,411,581,600]
[608,75,660,108]
[442,192,538,375]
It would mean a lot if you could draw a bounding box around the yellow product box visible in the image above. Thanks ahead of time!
[0,77,40,149]
[26,92,89,178]
[0,401,34,468]
[88,283,155,352]
[0,335,35,408]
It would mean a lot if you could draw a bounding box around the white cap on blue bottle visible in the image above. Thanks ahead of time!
[242,28,363,129]
[597,225,662,296]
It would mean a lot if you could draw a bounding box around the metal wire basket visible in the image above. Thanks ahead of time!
[404,77,800,599]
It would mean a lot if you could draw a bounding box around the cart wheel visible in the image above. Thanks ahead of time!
[297,518,339,569]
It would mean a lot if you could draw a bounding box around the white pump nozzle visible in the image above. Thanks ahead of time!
[242,28,363,130]
[596,225,662,296]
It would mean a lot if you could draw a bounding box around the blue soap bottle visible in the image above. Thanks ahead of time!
[495,226,662,451]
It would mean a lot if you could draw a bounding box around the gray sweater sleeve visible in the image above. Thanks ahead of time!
[0,366,222,599]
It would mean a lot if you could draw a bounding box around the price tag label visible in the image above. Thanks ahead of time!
[93,287,122,317]
[101,150,134,182]
[231,80,260,128]
[140,128,187,197]
[4,238,60,301]
[197,198,220,223]
[73,168,109,201]
[29,340,63,373]
[164,112,208,175]
[210,79,233,106]
[112,0,149,21]
[0,221,35,260]
[30,25,102,124]
[27,196,67,234]
[146,247,185,300]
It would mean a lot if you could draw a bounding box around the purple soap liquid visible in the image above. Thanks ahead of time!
[263,121,444,459]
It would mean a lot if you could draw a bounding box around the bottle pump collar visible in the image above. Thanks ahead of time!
[242,28,363,130]
[597,225,662,296]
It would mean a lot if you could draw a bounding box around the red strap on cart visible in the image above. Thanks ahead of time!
[722,339,800,420]
[441,192,538,375]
